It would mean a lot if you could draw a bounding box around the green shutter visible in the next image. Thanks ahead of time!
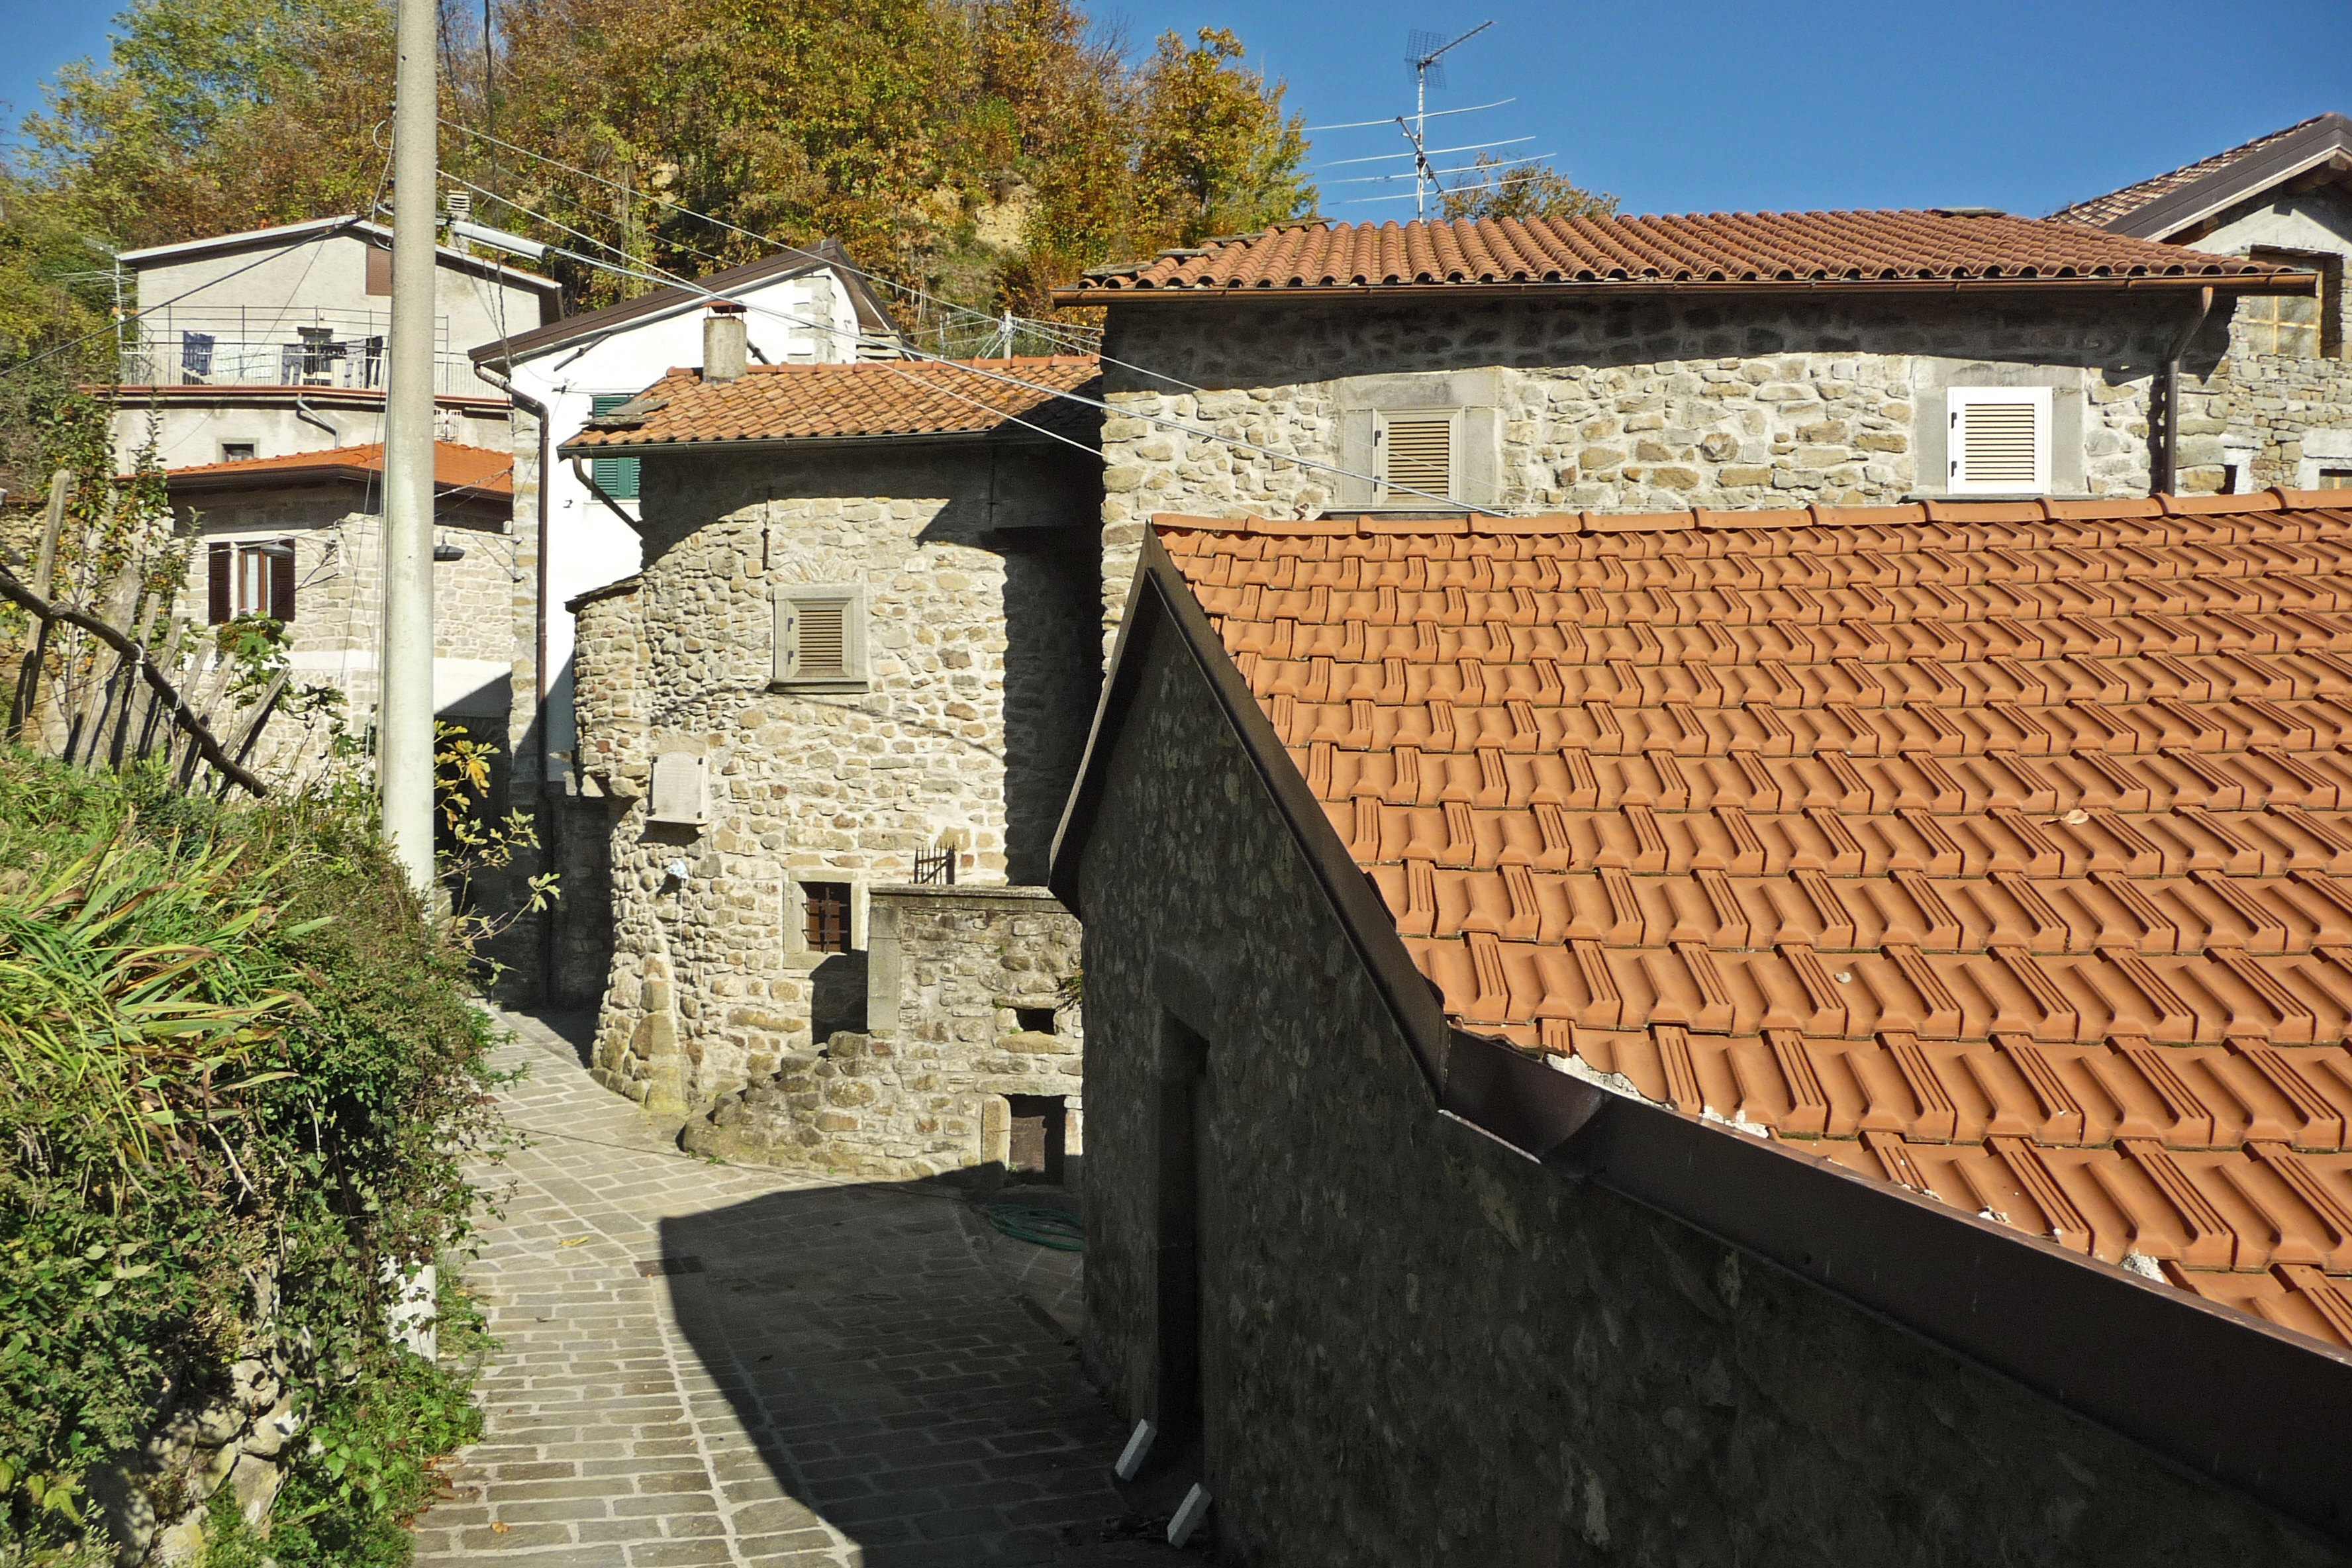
[588,394,642,501]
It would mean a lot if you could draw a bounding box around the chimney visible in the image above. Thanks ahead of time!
[703,300,748,383]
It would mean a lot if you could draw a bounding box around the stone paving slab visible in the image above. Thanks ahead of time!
[411,1010,1191,1567]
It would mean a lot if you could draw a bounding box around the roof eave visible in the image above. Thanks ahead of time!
[1050,271,2316,307]
[1050,526,2352,1547]
[2103,113,2352,241]
[557,426,1081,460]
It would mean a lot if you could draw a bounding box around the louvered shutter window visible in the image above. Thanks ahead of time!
[207,543,232,624]
[587,394,642,501]
[773,587,864,685]
[1381,415,1453,499]
[1947,388,2051,495]
[269,540,297,623]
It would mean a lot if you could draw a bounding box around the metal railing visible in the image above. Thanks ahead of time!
[117,340,487,397]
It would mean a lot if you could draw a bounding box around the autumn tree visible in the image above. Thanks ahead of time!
[1440,150,1617,224]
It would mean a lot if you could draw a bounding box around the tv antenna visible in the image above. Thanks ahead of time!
[1403,21,1493,219]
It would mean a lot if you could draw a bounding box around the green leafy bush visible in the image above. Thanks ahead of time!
[0,750,509,1563]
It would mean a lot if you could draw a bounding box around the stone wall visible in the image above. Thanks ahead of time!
[173,485,522,783]
[90,1351,299,1565]
[572,440,1101,1104]
[1091,292,2329,647]
[1064,612,2344,1568]
[680,884,1083,1179]
[2184,312,2352,493]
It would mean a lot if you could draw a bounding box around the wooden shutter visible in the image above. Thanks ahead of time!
[795,601,848,677]
[1382,416,1453,497]
[366,243,393,297]
[588,395,642,501]
[270,540,297,623]
[803,883,851,954]
[207,543,232,624]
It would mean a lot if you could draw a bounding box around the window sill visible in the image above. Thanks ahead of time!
[769,679,871,694]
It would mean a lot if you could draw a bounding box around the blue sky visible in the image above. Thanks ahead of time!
[5,0,2346,219]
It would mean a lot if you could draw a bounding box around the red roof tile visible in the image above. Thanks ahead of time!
[2051,114,2349,231]
[162,442,512,497]
[1155,490,2352,1351]
[1057,211,2304,299]
[561,356,1101,452]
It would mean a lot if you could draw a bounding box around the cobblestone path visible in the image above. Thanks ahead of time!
[410,1010,1186,1567]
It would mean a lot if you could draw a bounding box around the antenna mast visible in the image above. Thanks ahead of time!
[1404,21,1493,220]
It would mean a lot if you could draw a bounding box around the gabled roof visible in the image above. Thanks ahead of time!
[1066,490,2352,1349]
[2052,113,2352,240]
[162,441,512,499]
[475,240,903,366]
[117,215,562,294]
[1053,210,2310,302]
[559,356,1101,453]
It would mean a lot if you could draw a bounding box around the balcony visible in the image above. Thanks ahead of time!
[118,307,491,399]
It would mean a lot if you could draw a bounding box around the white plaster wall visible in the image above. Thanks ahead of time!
[129,228,554,352]
[503,269,867,783]
[119,395,512,471]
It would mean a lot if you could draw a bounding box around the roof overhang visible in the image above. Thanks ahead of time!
[1050,271,2319,308]
[117,215,562,293]
[476,241,903,368]
[1049,524,2352,1547]
[557,426,1078,461]
[2107,112,2352,241]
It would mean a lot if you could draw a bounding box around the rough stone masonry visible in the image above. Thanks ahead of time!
[567,439,1099,1122]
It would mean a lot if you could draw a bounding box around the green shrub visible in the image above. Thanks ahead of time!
[0,750,510,1563]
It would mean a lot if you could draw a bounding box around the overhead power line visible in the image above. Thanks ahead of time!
[466,184,1487,513]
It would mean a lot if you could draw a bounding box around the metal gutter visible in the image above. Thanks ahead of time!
[1050,271,2316,309]
[2154,287,2217,497]
[1048,534,2352,1548]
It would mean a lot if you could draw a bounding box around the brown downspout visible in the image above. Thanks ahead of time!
[2155,285,2214,497]
[473,360,559,998]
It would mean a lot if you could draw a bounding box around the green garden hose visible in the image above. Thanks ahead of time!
[985,1202,1084,1252]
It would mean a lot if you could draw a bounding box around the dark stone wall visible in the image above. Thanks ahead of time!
[1071,612,2347,1568]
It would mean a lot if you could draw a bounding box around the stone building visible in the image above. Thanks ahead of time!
[558,338,1101,1155]
[161,440,525,779]
[2053,111,2352,495]
[1052,208,2329,642]
[1051,496,2352,1565]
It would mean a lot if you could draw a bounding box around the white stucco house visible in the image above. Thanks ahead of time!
[469,239,902,791]
[110,215,562,469]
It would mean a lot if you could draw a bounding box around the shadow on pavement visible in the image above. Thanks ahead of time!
[657,1178,1195,1566]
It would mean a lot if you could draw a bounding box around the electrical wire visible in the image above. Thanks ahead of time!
[434,119,1210,386]
[0,220,369,386]
[532,228,1489,513]
[436,119,1103,350]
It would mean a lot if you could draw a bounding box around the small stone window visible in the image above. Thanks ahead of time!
[1375,409,1458,504]
[802,882,853,954]
[1945,387,2051,495]
[219,440,256,463]
[773,584,868,690]
[1014,1006,1057,1034]
[2320,469,2352,490]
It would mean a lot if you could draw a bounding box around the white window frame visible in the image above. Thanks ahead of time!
[1946,386,2052,496]
[1373,407,1463,505]
[771,582,869,691]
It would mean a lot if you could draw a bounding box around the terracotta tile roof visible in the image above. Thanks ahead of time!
[1058,211,2303,299]
[561,356,1101,452]
[161,441,513,497]
[1155,490,2352,1351]
[2051,113,2351,232]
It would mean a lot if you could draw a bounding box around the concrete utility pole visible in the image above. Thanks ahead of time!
[381,0,438,895]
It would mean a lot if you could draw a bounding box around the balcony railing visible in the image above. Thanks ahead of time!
[118,338,488,398]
